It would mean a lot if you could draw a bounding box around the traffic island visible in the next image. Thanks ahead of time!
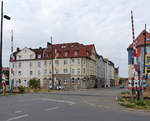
[118,91,150,111]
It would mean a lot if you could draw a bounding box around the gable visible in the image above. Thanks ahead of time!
[16,47,36,60]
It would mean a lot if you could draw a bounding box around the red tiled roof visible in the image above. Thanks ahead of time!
[10,42,97,61]
[128,30,150,49]
[44,42,95,59]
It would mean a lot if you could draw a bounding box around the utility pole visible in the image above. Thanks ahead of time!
[10,29,13,92]
[0,0,11,95]
[0,0,4,87]
[51,36,54,89]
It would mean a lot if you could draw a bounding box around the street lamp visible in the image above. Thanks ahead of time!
[0,0,11,93]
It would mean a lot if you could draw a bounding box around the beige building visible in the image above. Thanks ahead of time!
[9,42,98,89]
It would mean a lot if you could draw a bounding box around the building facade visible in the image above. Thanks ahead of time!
[97,57,118,88]
[127,30,150,86]
[9,42,99,89]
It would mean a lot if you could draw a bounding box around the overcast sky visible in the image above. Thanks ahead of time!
[2,0,150,77]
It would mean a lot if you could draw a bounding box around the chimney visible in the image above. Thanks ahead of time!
[47,42,51,47]
[16,48,20,51]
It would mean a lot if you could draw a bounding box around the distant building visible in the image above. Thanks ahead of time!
[9,42,99,89]
[114,67,119,86]
[97,57,118,88]
[96,56,105,87]
[127,30,150,85]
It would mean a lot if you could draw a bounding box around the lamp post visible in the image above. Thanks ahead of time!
[0,0,11,95]
[51,36,54,89]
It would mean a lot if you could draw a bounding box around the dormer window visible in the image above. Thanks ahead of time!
[56,52,60,57]
[61,45,66,48]
[38,54,41,59]
[74,51,78,56]
[64,51,68,57]
[87,52,89,56]
[48,52,50,56]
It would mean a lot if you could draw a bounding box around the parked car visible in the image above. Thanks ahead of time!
[56,85,64,90]
[120,85,125,88]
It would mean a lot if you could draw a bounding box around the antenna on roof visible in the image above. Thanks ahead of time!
[11,29,13,53]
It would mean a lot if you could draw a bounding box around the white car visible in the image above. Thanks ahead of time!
[56,85,64,90]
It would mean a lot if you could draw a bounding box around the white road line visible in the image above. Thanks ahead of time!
[44,106,59,111]
[14,110,22,114]
[40,98,76,105]
[6,114,29,121]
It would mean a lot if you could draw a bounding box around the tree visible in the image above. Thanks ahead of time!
[29,78,40,89]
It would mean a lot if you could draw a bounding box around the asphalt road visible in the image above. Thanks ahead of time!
[0,88,150,121]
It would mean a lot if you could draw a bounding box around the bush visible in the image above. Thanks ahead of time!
[136,101,146,106]
[120,103,135,108]
[29,78,40,89]
[121,91,130,95]
[18,86,25,93]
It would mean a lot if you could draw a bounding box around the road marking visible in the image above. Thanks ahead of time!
[40,98,76,105]
[6,114,29,121]
[44,106,59,111]
[14,110,22,114]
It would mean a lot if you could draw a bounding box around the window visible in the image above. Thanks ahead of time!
[77,59,80,64]
[38,54,41,59]
[74,51,78,56]
[18,62,21,68]
[24,50,27,53]
[55,68,59,74]
[56,52,59,57]
[72,59,74,63]
[146,38,150,41]
[146,67,150,73]
[55,60,59,64]
[72,78,74,83]
[44,69,47,74]
[147,56,150,63]
[49,61,51,65]
[64,51,68,57]
[64,69,68,73]
[30,62,33,67]
[72,69,75,74]
[61,45,66,48]
[38,62,41,67]
[18,55,21,59]
[49,70,52,74]
[30,54,33,59]
[48,53,51,56]
[44,61,47,66]
[64,60,68,64]
[19,79,21,84]
[38,70,41,75]
[18,71,21,76]
[83,68,85,73]
[87,52,89,56]
[77,68,80,74]
[83,59,86,64]
[30,71,33,76]
[13,63,15,68]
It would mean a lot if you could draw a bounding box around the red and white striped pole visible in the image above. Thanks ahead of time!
[130,11,140,97]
